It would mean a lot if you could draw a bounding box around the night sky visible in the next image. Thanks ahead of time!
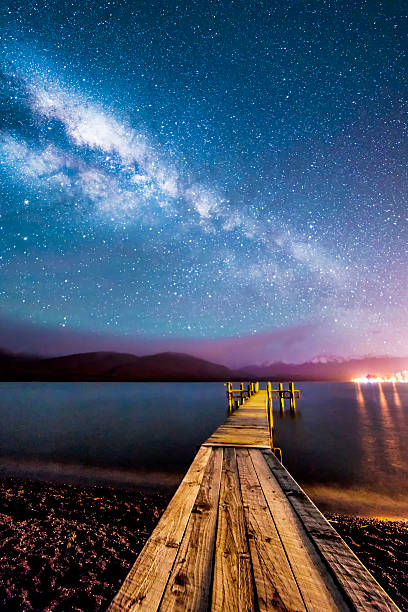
[0,1,407,366]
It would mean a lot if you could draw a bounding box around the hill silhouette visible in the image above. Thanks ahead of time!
[0,349,406,381]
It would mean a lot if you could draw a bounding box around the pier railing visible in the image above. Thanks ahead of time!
[226,381,301,462]
[110,380,399,612]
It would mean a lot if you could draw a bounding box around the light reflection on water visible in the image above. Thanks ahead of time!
[273,382,408,518]
[0,381,407,518]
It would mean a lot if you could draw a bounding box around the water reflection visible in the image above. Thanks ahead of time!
[377,383,404,469]
[0,382,407,518]
[272,382,408,518]
[354,382,376,467]
[393,382,402,410]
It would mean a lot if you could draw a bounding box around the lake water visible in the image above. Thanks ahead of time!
[1,381,408,519]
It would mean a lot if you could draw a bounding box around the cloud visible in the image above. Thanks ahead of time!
[0,315,317,366]
[179,324,317,366]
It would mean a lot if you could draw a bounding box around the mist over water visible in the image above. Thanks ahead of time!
[273,382,408,519]
[0,382,407,519]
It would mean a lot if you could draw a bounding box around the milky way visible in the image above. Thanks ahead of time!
[0,1,407,364]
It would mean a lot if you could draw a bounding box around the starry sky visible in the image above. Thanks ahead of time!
[0,0,407,366]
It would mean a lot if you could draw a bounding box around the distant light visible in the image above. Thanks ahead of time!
[352,370,408,383]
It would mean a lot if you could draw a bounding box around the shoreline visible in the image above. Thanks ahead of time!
[0,476,406,610]
[0,476,172,611]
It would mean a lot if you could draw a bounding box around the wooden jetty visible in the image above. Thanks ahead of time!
[109,385,399,611]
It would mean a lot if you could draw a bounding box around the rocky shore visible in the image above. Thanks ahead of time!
[0,477,171,611]
[0,477,406,611]
[327,513,408,610]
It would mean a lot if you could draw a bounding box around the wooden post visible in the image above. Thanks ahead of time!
[279,382,285,413]
[289,382,296,413]
[274,447,282,462]
[227,382,233,414]
[266,381,274,447]
[255,382,259,393]
[240,382,244,403]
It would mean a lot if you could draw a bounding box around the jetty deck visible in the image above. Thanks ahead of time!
[109,388,399,611]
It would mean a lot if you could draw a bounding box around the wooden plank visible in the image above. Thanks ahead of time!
[223,418,267,424]
[207,424,267,431]
[216,417,267,423]
[213,424,265,431]
[206,423,267,437]
[236,449,306,612]
[205,439,269,447]
[249,450,349,611]
[219,415,268,421]
[205,430,270,444]
[205,433,270,447]
[109,446,212,611]
[262,450,400,612]
[223,422,268,426]
[204,444,270,448]
[205,392,270,448]
[211,447,254,611]
[210,425,268,430]
[160,448,223,611]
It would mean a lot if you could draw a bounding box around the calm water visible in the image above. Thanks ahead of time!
[1,382,408,518]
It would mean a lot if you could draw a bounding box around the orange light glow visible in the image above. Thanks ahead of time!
[352,370,408,384]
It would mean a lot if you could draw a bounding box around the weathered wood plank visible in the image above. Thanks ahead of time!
[160,448,223,611]
[110,389,399,612]
[213,420,268,426]
[109,446,212,611]
[205,435,270,447]
[236,449,306,611]
[262,450,400,612]
[204,443,270,448]
[205,393,270,448]
[223,418,267,424]
[206,424,268,432]
[211,448,254,611]
[250,450,349,611]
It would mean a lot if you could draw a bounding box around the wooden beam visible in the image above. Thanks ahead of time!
[160,448,223,611]
[250,449,349,611]
[109,446,212,611]
[211,448,254,611]
[262,449,399,611]
[236,449,306,611]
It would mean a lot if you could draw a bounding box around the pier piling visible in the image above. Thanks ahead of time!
[110,383,398,612]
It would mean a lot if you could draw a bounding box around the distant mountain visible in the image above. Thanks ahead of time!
[0,350,240,381]
[0,349,406,381]
[245,356,408,381]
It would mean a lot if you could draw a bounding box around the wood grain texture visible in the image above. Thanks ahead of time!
[236,448,306,611]
[250,449,349,611]
[211,448,254,612]
[110,389,399,612]
[108,446,212,612]
[160,448,223,612]
[262,450,400,612]
[205,391,270,448]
